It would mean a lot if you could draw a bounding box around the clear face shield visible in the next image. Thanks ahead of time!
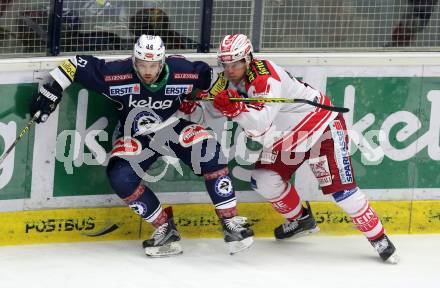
[220,59,247,84]
[134,58,162,85]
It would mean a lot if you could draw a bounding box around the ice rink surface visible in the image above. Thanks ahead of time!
[0,234,438,288]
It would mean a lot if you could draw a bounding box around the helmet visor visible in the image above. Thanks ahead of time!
[222,59,247,83]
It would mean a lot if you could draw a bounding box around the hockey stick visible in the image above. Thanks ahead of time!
[0,111,41,166]
[193,96,349,113]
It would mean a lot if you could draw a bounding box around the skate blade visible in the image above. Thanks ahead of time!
[145,242,183,258]
[228,236,254,255]
[385,252,400,264]
[277,226,320,241]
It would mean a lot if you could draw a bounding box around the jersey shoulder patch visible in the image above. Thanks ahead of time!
[245,60,281,94]
[209,71,228,96]
[59,58,77,81]
[245,60,280,84]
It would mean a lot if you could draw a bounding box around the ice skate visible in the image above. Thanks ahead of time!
[274,202,320,240]
[142,211,182,258]
[220,216,254,255]
[369,234,399,264]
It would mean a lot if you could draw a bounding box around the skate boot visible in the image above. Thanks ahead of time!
[274,202,320,240]
[220,216,254,255]
[369,234,399,264]
[142,207,182,258]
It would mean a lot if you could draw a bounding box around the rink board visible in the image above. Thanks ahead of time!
[2,55,440,212]
[1,54,440,246]
[0,200,439,246]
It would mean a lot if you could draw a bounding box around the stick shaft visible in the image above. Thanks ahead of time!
[199,97,349,113]
[0,111,40,166]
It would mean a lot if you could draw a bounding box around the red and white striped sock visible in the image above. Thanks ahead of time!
[269,183,304,221]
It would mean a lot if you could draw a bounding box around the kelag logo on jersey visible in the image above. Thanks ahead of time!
[164,85,193,96]
[109,84,141,96]
[128,95,173,109]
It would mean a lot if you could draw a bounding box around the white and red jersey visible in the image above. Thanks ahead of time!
[205,59,338,153]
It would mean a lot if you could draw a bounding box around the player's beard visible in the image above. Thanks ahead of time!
[134,59,163,85]
[137,66,162,85]
[141,73,158,84]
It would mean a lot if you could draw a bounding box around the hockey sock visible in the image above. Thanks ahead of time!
[332,187,384,240]
[270,183,304,221]
[204,167,238,216]
[122,184,166,227]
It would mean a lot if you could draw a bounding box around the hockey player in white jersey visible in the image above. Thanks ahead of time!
[198,34,398,263]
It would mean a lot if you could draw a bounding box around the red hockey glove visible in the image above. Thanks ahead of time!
[213,89,247,118]
[178,91,208,115]
[179,99,197,114]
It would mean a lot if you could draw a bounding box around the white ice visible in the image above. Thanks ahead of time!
[0,235,438,288]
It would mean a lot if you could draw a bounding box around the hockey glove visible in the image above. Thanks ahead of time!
[178,91,208,115]
[30,82,63,123]
[213,88,248,118]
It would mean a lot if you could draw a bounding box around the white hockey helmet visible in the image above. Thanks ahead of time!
[217,34,253,65]
[133,34,166,66]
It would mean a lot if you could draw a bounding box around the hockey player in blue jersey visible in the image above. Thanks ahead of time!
[29,34,254,257]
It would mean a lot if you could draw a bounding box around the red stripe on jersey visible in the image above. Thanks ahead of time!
[287,109,333,151]
[272,94,326,149]
[274,109,333,152]
[272,94,334,151]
